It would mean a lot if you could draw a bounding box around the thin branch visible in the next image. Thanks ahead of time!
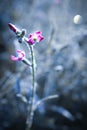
[34,94,59,111]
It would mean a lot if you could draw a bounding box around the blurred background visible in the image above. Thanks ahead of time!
[0,0,87,130]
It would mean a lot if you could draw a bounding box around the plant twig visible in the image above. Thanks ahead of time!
[34,94,59,110]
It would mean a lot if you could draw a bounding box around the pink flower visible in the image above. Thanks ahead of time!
[11,50,25,61]
[26,31,44,45]
[8,23,19,33]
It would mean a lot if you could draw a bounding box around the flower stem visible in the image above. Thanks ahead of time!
[25,45,35,130]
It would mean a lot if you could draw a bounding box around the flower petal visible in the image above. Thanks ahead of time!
[28,38,35,44]
[17,50,25,57]
[11,55,19,61]
[36,31,41,34]
[29,34,33,38]
[37,35,44,42]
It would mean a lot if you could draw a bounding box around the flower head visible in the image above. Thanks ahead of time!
[26,31,44,45]
[11,50,25,61]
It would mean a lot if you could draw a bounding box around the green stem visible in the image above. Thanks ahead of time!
[25,45,35,130]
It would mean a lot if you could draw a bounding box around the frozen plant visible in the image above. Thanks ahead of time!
[8,23,58,130]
